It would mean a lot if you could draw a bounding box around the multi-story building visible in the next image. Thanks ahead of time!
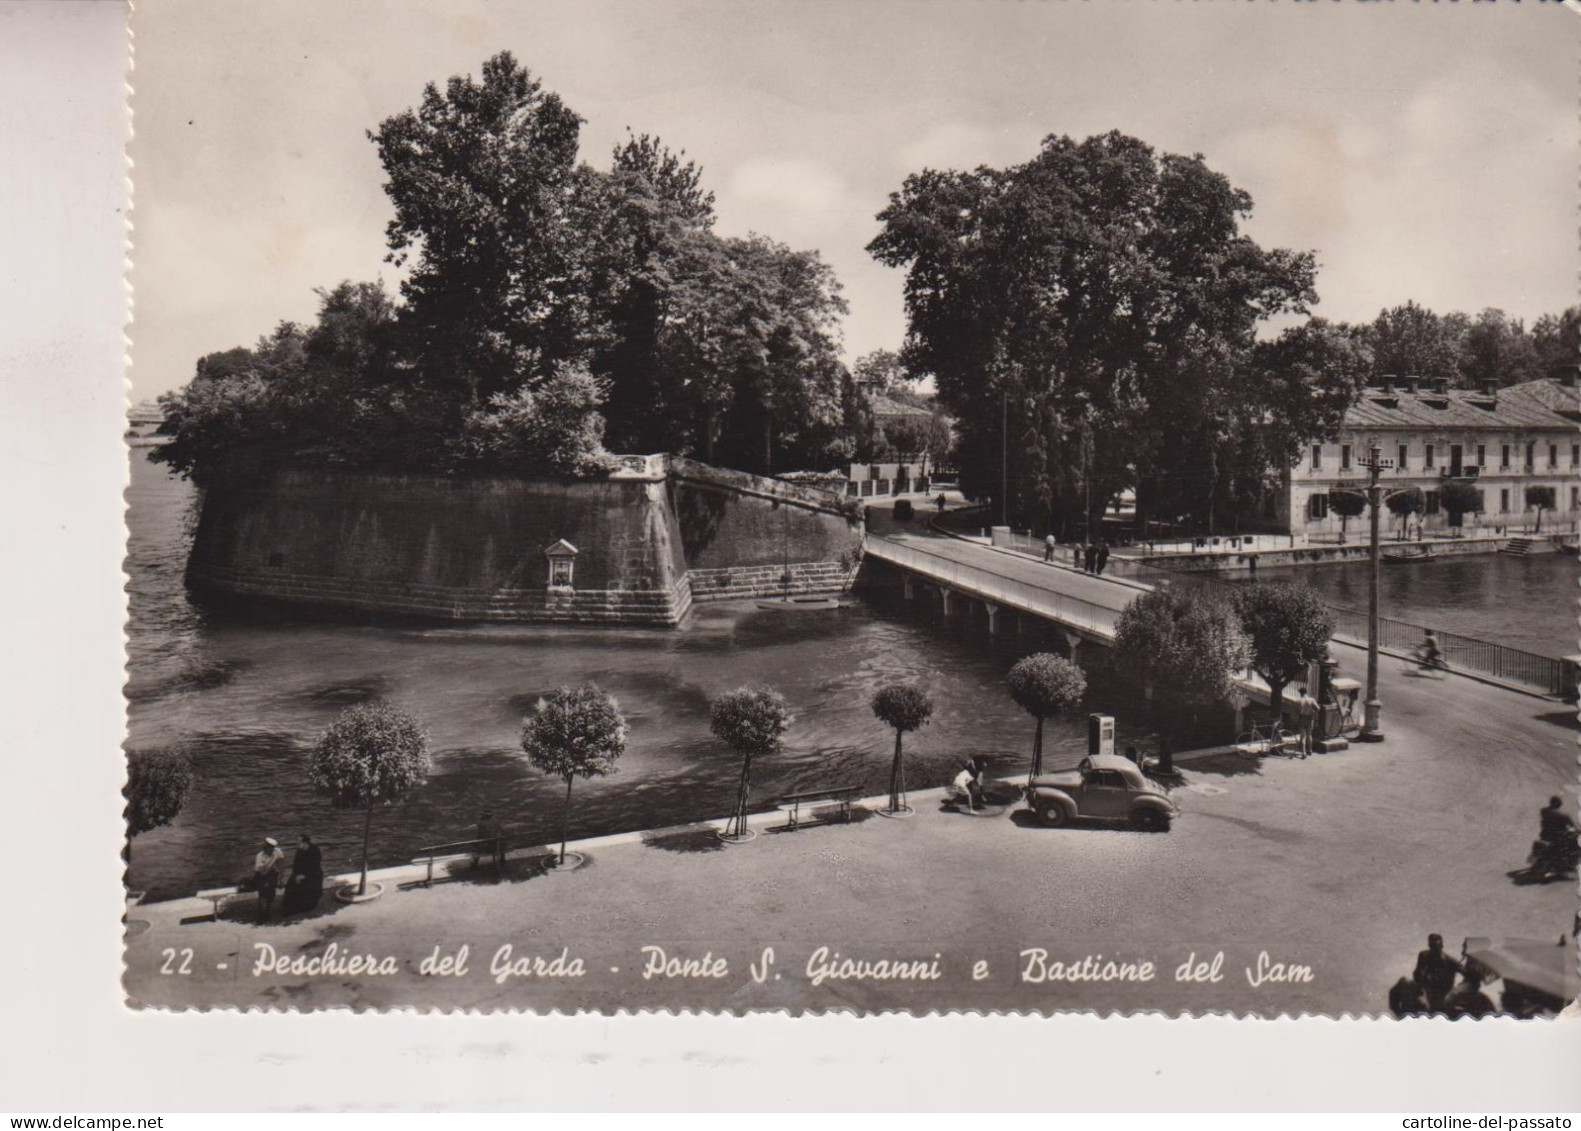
[1280,370,1579,540]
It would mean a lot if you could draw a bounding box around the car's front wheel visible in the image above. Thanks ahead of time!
[1040,802,1070,826]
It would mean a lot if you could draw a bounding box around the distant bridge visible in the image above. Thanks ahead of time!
[862,532,1153,648]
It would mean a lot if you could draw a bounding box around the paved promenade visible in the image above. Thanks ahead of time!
[125,637,1577,1015]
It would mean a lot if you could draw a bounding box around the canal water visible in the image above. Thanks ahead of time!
[126,455,1160,901]
[1253,554,1576,659]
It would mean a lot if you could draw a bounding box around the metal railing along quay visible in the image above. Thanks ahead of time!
[1326,607,1568,697]
[864,534,1125,640]
[928,527,1571,697]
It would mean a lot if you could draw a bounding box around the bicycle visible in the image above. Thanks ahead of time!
[1411,646,1449,678]
[1235,719,1301,760]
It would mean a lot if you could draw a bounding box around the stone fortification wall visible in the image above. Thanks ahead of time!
[186,459,862,624]
[667,457,864,602]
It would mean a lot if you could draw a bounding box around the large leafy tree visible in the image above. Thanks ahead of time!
[1365,302,1467,383]
[1386,486,1425,540]
[309,703,432,898]
[371,51,592,408]
[124,749,193,866]
[1532,307,1581,376]
[1232,582,1334,714]
[520,684,627,866]
[1006,653,1087,789]
[1461,308,1540,388]
[1114,587,1250,761]
[1329,488,1368,541]
[869,131,1315,533]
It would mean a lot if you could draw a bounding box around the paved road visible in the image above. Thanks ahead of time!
[125,626,1577,1016]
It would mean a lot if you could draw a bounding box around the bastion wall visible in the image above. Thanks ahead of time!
[185,458,864,625]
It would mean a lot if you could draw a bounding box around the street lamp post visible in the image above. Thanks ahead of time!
[1358,444,1391,742]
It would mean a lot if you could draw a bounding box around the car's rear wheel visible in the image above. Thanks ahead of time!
[1132,808,1168,832]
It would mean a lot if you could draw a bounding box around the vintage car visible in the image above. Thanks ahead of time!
[1027,752,1176,831]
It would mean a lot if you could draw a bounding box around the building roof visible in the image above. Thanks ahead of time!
[1341,376,1579,433]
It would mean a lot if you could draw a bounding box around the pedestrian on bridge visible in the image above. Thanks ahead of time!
[1043,533,1056,562]
[1095,541,1110,575]
[1071,543,1083,570]
[1083,543,1097,573]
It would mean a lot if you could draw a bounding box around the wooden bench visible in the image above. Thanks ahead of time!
[778,786,864,830]
[196,885,254,921]
[411,836,509,887]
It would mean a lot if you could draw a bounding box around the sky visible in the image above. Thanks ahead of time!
[129,0,1580,400]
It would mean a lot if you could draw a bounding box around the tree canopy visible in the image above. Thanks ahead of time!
[125,749,193,840]
[521,684,627,865]
[309,702,432,811]
[1232,582,1333,711]
[869,131,1318,534]
[156,52,852,486]
[1114,587,1250,724]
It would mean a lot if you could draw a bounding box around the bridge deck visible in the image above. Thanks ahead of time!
[864,530,1152,641]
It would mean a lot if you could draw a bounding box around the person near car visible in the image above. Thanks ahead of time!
[1412,934,1461,1013]
[1444,970,1497,1019]
[1296,685,1318,757]
[950,763,979,812]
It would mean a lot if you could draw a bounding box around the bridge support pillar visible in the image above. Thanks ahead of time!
[1062,631,1083,660]
[902,574,915,600]
[939,587,954,615]
[984,602,1001,634]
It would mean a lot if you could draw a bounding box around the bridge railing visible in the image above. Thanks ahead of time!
[1326,606,1567,696]
[866,535,1122,639]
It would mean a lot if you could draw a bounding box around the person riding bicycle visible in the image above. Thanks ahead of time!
[1417,631,1443,671]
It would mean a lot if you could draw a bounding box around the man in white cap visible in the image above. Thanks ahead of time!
[252,837,285,921]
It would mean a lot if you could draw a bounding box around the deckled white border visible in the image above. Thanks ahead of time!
[0,0,1576,1112]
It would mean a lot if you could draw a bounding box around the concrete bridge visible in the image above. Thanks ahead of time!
[862,529,1153,650]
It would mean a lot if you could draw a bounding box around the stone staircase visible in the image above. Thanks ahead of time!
[1501,536,1537,556]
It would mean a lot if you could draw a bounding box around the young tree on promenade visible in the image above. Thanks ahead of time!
[1329,489,1368,543]
[124,749,192,866]
[520,684,627,868]
[869,131,1318,534]
[1440,480,1483,531]
[1232,582,1334,716]
[870,684,933,815]
[1114,588,1250,771]
[1006,653,1087,791]
[709,687,791,843]
[309,703,431,899]
[1386,487,1425,541]
[1526,485,1556,533]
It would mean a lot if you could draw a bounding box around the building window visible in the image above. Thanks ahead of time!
[1397,444,1409,472]
[1307,493,1329,520]
[1501,444,1511,469]
[1499,488,1509,513]
[1548,444,1558,469]
[1340,444,1352,471]
[1525,442,1535,469]
[1310,445,1322,471]
[1572,486,1579,512]
[1475,444,1485,468]
[1424,445,1435,470]
[1572,444,1579,467]
[1425,490,1441,516]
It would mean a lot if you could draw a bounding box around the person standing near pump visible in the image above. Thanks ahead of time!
[1296,685,1318,758]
